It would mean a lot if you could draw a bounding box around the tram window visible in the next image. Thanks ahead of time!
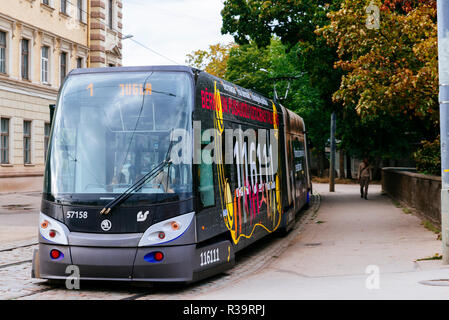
[198,153,215,208]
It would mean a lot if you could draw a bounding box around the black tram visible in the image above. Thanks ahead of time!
[31,66,312,283]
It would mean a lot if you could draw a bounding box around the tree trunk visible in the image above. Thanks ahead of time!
[346,153,352,179]
[318,150,325,177]
[339,149,345,178]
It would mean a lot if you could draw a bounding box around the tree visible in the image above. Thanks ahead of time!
[221,1,345,175]
[221,0,343,109]
[185,43,237,78]
[316,0,438,167]
[225,39,331,175]
[319,0,438,126]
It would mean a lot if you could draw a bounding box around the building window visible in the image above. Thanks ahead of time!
[44,123,51,160]
[77,0,83,21]
[21,39,29,80]
[108,0,113,29]
[60,52,67,85]
[60,0,67,14]
[23,121,31,164]
[1,118,9,164]
[77,57,83,68]
[42,0,50,5]
[41,46,49,84]
[0,31,6,74]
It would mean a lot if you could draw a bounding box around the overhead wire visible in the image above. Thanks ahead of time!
[65,0,181,65]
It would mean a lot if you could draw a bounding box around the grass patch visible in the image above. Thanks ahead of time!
[416,253,443,261]
[312,177,357,184]
[391,199,401,208]
[421,220,441,234]
[402,208,411,214]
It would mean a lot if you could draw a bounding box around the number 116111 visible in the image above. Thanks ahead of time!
[200,248,220,267]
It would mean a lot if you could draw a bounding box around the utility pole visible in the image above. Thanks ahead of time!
[330,112,336,192]
[438,0,449,264]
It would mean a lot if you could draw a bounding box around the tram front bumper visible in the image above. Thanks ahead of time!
[34,243,198,282]
[34,239,234,283]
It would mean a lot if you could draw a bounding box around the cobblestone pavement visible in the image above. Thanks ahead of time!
[0,191,41,243]
[0,195,320,300]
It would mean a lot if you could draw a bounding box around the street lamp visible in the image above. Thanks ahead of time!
[121,34,134,40]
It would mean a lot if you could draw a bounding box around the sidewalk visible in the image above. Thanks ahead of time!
[194,183,449,299]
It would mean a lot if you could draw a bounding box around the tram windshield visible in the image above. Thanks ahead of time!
[44,71,193,205]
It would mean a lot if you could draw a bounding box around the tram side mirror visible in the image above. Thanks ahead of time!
[49,104,56,127]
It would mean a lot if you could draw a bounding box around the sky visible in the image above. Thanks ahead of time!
[122,0,235,66]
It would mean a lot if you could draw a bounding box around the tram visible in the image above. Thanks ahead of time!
[31,65,312,283]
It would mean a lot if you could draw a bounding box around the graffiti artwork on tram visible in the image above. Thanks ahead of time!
[207,81,283,245]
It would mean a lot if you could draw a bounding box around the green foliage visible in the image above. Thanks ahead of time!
[185,43,237,78]
[319,0,438,124]
[413,137,441,175]
[218,0,438,167]
[224,39,330,155]
[221,0,343,108]
[221,0,342,48]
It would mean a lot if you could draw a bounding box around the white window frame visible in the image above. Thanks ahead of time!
[20,27,35,82]
[60,0,68,14]
[0,30,6,74]
[76,56,84,68]
[42,0,55,8]
[41,46,50,84]
[0,117,11,165]
[107,0,114,30]
[0,18,13,77]
[41,33,54,85]
[23,120,32,165]
[20,38,31,80]
[59,50,68,87]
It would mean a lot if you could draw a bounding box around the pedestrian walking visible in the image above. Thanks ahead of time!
[358,158,372,200]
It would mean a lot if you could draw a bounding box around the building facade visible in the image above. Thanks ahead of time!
[0,0,122,191]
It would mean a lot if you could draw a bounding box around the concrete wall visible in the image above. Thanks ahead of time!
[382,167,441,226]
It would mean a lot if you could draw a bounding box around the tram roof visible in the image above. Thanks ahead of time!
[68,66,305,123]
[69,65,197,76]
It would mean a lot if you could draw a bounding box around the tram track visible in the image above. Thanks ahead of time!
[0,259,32,269]
[10,288,55,300]
[0,242,37,253]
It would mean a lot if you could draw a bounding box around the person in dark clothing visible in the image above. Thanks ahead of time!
[357,158,372,200]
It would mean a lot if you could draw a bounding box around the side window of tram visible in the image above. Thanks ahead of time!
[292,140,304,180]
[198,138,215,207]
[198,162,215,207]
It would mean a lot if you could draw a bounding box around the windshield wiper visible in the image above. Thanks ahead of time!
[100,136,175,215]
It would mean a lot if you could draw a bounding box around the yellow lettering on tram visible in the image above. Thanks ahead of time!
[86,83,93,96]
[118,83,152,96]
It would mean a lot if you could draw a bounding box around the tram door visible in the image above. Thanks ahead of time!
[288,138,296,211]
[292,137,305,209]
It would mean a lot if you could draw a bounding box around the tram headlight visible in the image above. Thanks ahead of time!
[138,212,195,247]
[39,212,69,245]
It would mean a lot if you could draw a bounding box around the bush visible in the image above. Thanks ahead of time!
[414,137,441,176]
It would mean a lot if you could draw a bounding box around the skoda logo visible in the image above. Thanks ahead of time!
[101,219,112,231]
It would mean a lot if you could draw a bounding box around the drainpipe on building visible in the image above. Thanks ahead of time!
[438,0,449,264]
[87,0,91,68]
